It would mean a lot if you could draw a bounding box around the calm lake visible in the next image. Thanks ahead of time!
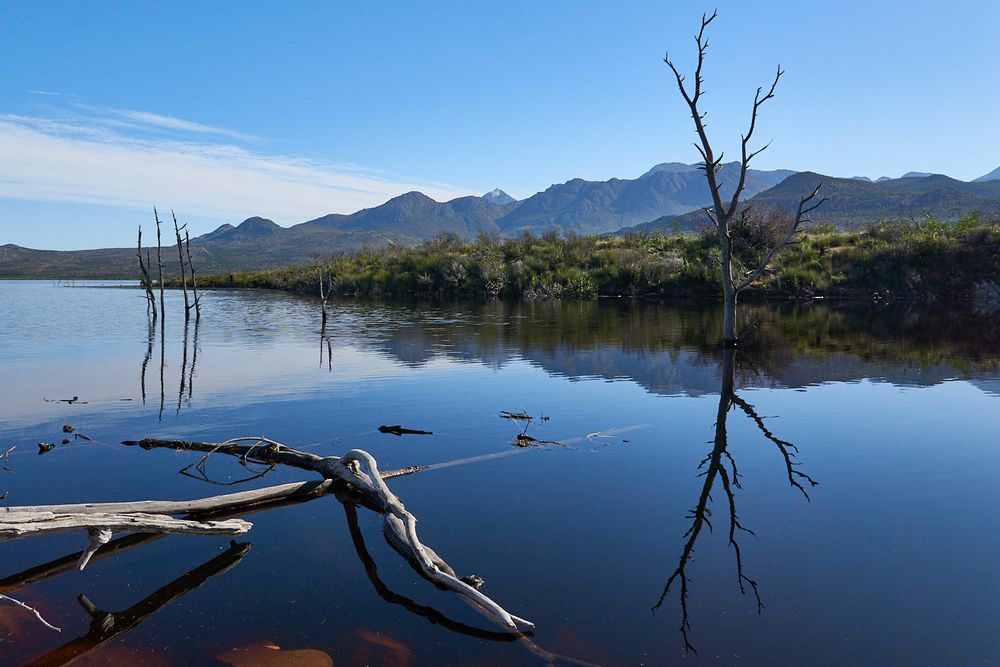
[1,280,999,666]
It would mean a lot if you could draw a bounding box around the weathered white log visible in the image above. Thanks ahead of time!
[0,512,250,540]
[1,512,251,571]
[0,480,333,517]
[120,437,535,633]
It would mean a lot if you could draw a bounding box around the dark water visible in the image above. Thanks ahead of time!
[1,281,999,666]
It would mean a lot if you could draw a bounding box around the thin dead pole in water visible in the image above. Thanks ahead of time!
[136,226,157,319]
[172,211,190,320]
[184,230,201,320]
[319,271,329,328]
[153,208,165,322]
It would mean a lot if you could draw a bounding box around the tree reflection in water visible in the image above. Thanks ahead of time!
[654,346,817,654]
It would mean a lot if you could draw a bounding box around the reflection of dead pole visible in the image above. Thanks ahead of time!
[140,318,154,405]
[158,322,166,422]
[177,318,190,416]
[319,273,332,371]
[24,540,251,667]
[654,347,816,654]
[188,316,200,401]
[319,328,332,372]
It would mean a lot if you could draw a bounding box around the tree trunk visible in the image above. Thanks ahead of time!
[719,225,738,347]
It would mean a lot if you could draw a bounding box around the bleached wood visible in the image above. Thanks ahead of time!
[120,437,535,633]
[1,479,333,517]
[1,512,249,543]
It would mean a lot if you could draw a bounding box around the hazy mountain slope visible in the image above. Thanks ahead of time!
[974,166,1000,182]
[495,163,794,236]
[5,163,999,280]
[296,191,509,238]
[625,171,1000,234]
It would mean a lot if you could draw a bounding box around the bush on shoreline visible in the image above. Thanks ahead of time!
[194,215,1000,302]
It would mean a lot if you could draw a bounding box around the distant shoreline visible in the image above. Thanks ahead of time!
[183,219,1000,305]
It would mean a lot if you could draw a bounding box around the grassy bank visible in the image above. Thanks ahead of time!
[194,215,1000,301]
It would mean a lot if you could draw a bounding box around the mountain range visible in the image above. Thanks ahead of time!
[2,163,999,279]
[631,170,1000,234]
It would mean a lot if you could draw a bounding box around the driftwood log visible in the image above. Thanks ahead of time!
[0,512,249,570]
[5,437,533,636]
[121,437,534,633]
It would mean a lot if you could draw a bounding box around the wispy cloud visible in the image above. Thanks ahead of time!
[104,108,260,142]
[0,112,476,225]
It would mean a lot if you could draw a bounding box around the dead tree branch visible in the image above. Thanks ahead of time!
[734,184,828,292]
[0,512,250,570]
[0,593,61,632]
[121,436,533,633]
[153,208,165,322]
[184,229,201,319]
[136,226,157,319]
[172,211,191,319]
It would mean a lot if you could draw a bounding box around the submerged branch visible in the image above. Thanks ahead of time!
[121,435,533,633]
[24,540,251,667]
[0,593,61,632]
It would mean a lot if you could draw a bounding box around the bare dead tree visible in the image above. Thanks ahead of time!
[153,208,165,322]
[184,230,201,319]
[135,226,157,319]
[664,11,826,346]
[172,211,190,320]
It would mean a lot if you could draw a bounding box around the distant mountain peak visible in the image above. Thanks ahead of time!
[388,191,436,205]
[482,188,516,205]
[974,166,1000,183]
[642,162,698,178]
[901,171,935,179]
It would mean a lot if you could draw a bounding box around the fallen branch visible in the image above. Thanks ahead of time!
[122,436,533,633]
[1,481,332,595]
[0,593,61,632]
[0,512,250,571]
[1,479,333,518]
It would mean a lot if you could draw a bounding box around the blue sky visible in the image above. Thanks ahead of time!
[1,1,998,249]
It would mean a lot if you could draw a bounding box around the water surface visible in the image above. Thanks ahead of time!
[1,281,999,666]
